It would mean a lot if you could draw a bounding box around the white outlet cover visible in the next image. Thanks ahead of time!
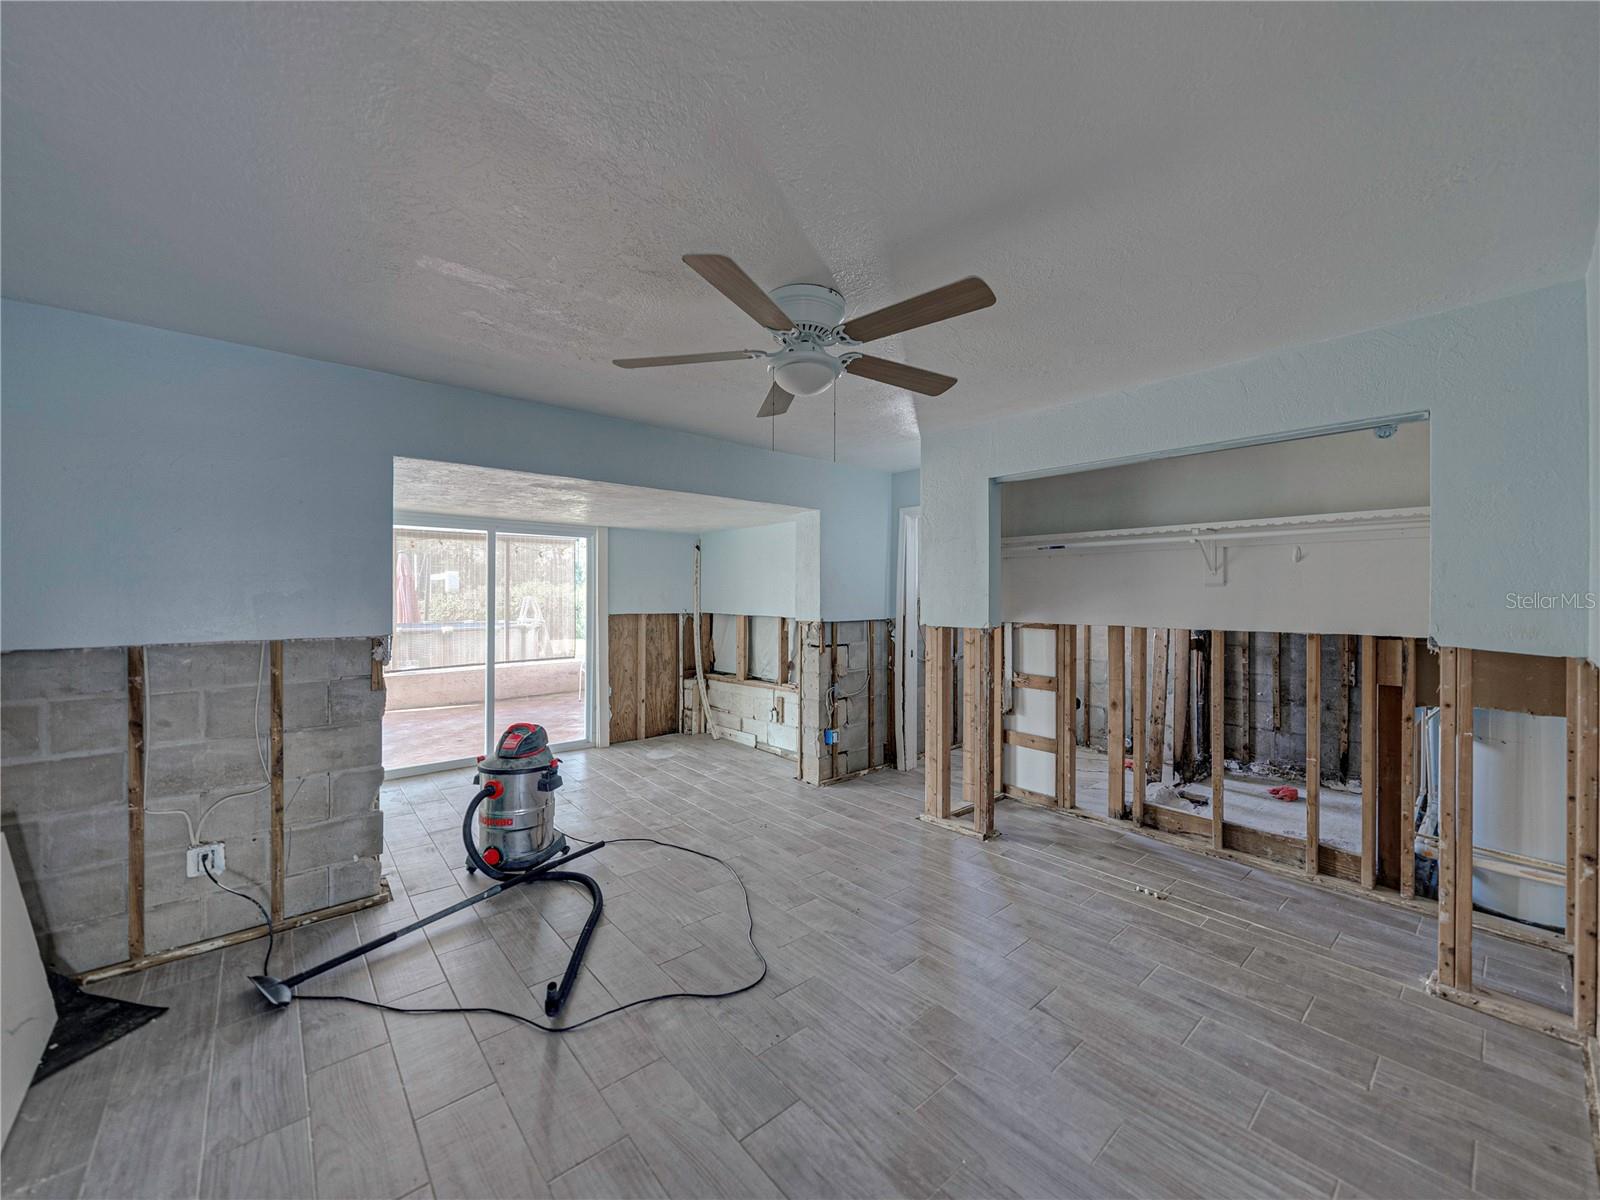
[185,842,225,878]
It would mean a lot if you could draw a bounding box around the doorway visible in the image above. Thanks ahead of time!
[385,514,594,774]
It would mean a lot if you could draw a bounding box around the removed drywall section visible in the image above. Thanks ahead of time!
[923,281,1592,656]
[684,678,798,759]
[0,638,384,972]
[607,529,695,615]
[798,620,892,783]
[606,614,680,744]
[699,522,799,618]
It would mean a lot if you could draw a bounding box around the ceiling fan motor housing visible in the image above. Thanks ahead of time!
[769,283,854,395]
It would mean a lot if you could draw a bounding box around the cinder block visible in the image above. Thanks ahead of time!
[834,622,865,645]
[148,691,203,744]
[284,722,381,778]
[287,811,384,876]
[328,677,386,727]
[284,866,331,917]
[202,878,273,940]
[4,808,130,875]
[283,638,375,683]
[47,695,130,756]
[44,914,130,973]
[330,856,381,907]
[19,861,127,931]
[1,752,126,820]
[2,703,44,762]
[329,766,383,819]
[146,642,266,692]
[204,680,328,739]
[1,648,126,702]
[143,897,207,956]
[287,773,332,824]
[840,720,869,753]
[145,737,266,798]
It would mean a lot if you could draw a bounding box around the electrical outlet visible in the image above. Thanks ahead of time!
[186,842,225,878]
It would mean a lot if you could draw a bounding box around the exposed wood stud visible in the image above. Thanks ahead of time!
[1360,634,1378,889]
[990,626,1003,808]
[1273,632,1286,732]
[868,621,877,769]
[269,639,285,924]
[1148,629,1169,782]
[1305,633,1322,878]
[1438,647,1458,988]
[1338,635,1353,782]
[1013,672,1055,691]
[1234,632,1253,765]
[1454,648,1474,988]
[1567,657,1580,937]
[778,618,790,686]
[1004,729,1057,753]
[828,622,839,782]
[370,637,385,692]
[1079,625,1091,746]
[636,613,648,740]
[963,628,996,838]
[1058,624,1077,809]
[1573,660,1597,1032]
[1173,629,1191,780]
[1107,626,1126,820]
[1210,630,1225,849]
[924,626,952,819]
[1400,638,1417,899]
[1132,627,1148,826]
[126,646,146,960]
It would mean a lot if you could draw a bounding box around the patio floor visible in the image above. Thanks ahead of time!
[383,690,587,769]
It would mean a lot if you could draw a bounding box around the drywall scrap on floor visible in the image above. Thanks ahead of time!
[0,638,384,972]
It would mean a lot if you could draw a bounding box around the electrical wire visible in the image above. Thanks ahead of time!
[202,858,274,975]
[146,641,274,846]
[295,836,766,1034]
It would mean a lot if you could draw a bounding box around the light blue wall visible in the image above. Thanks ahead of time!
[891,469,921,511]
[0,301,899,650]
[606,529,695,615]
[698,522,798,617]
[922,281,1593,658]
[1588,230,1600,666]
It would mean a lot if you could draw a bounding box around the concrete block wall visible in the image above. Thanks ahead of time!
[685,679,800,759]
[799,619,892,783]
[1,648,132,971]
[0,638,384,971]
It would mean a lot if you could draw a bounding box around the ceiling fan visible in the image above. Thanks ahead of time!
[613,255,996,418]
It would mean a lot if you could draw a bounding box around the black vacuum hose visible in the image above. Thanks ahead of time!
[461,785,515,879]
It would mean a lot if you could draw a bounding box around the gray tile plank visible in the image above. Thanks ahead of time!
[205,1004,308,1155]
[384,982,493,1119]
[416,1084,552,1200]
[307,1044,430,1200]
[635,1002,798,1140]
[484,1023,625,1179]
[600,1060,782,1200]
[200,1118,315,1200]
[549,1139,668,1200]
[741,1099,911,1200]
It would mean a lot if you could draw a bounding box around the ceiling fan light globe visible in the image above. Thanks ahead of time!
[772,352,839,397]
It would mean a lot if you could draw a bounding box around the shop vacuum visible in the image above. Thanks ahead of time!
[250,722,608,1018]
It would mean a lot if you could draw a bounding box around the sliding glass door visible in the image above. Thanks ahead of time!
[385,515,593,774]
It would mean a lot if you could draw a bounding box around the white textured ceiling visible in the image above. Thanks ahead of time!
[393,457,808,533]
[3,4,1596,471]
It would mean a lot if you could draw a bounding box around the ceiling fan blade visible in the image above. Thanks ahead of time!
[845,355,957,397]
[612,351,761,368]
[756,382,794,419]
[842,277,996,344]
[682,254,796,332]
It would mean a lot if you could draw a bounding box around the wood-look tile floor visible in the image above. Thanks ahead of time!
[5,734,1597,1199]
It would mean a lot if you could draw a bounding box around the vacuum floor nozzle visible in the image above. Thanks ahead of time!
[250,975,293,1008]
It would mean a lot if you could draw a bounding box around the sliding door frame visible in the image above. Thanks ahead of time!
[388,510,600,777]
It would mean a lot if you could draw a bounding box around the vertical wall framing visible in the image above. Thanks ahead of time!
[125,646,146,959]
[1107,626,1125,820]
[1131,628,1147,826]
[1360,635,1379,889]
[269,639,285,924]
[1055,624,1076,808]
[1210,629,1225,849]
[923,626,953,822]
[1305,633,1322,876]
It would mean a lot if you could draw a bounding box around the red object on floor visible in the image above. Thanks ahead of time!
[1124,757,1135,770]
[1268,785,1300,802]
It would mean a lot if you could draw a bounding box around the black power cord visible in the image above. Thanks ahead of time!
[202,857,275,975]
[295,836,767,1034]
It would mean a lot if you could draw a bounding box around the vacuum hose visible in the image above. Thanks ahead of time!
[461,785,604,1016]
